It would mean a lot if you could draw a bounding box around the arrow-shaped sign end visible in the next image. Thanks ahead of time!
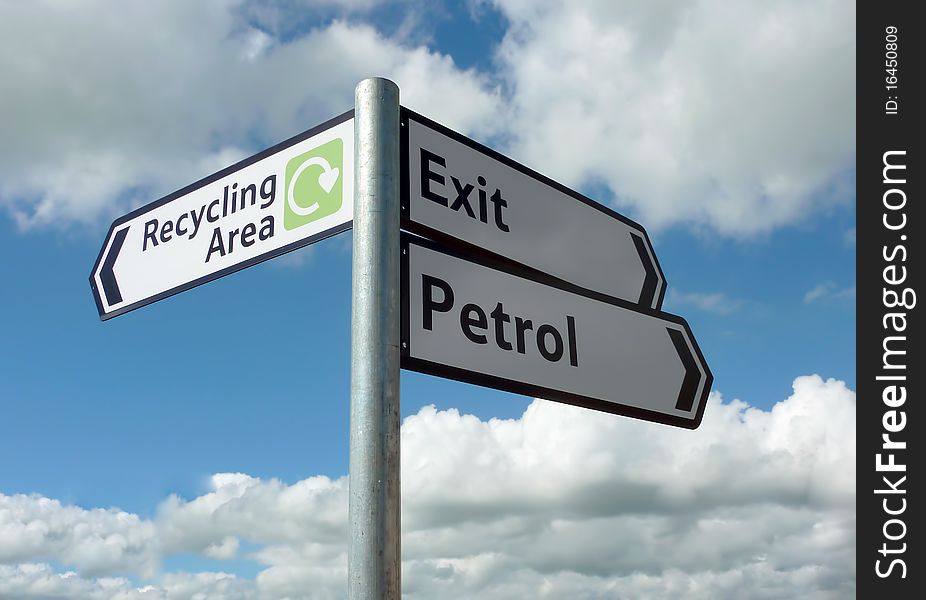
[631,232,666,310]
[91,226,129,318]
[667,326,713,428]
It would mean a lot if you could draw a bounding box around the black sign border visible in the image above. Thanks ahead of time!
[399,107,668,310]
[400,233,712,430]
[90,110,354,320]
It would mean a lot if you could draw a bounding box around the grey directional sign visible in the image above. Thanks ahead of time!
[402,108,666,309]
[401,234,711,429]
[90,112,354,320]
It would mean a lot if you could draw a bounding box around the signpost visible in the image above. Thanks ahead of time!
[401,234,712,429]
[90,112,354,319]
[402,109,666,309]
[349,78,401,599]
[91,78,712,598]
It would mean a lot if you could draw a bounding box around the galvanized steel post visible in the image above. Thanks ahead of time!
[349,78,401,599]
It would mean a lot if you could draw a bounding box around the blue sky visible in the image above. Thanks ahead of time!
[0,1,855,598]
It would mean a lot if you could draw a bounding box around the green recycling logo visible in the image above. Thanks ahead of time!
[284,138,343,231]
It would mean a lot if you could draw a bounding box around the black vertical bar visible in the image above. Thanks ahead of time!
[858,4,923,597]
[100,227,129,306]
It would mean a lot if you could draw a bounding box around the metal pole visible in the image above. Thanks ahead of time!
[349,77,401,599]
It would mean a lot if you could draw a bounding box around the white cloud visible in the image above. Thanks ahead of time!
[157,472,347,553]
[0,494,159,576]
[490,0,855,235]
[202,537,240,560]
[804,281,856,304]
[845,227,856,245]
[0,375,855,598]
[667,289,743,314]
[2,0,852,237]
[0,563,255,600]
[269,245,316,269]
[0,0,501,229]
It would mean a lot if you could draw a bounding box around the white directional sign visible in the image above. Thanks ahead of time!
[402,109,666,309]
[401,235,711,429]
[91,112,354,319]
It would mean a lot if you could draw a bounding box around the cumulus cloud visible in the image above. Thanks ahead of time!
[0,494,158,576]
[0,375,855,598]
[0,0,501,229]
[0,563,255,600]
[2,0,852,237]
[490,0,855,235]
[400,375,855,600]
